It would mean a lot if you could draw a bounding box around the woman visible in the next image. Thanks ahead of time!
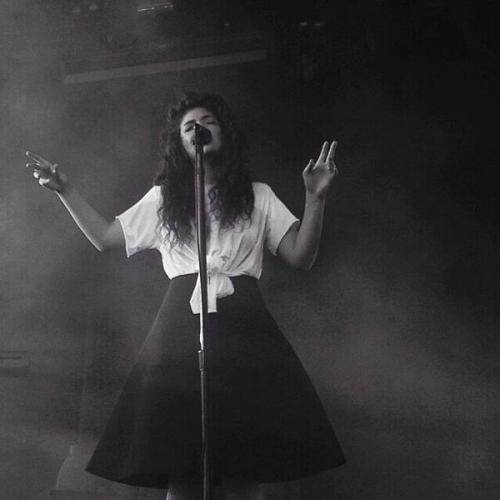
[26,92,345,499]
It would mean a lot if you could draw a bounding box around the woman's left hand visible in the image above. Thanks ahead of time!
[302,140,339,199]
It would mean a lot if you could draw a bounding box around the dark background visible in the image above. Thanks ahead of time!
[1,1,499,498]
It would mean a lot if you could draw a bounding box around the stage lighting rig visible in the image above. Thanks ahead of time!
[136,0,175,15]
[60,0,270,83]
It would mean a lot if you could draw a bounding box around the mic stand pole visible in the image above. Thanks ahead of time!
[194,123,212,500]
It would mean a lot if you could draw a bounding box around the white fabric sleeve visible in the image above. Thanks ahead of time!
[115,186,163,257]
[264,184,300,255]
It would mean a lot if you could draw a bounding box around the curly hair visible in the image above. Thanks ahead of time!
[154,91,254,246]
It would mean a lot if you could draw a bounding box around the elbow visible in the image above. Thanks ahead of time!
[92,238,111,253]
[290,245,319,270]
[94,242,106,253]
[288,256,315,271]
[298,261,315,271]
[93,225,121,253]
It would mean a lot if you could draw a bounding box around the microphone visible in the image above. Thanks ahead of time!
[192,123,212,146]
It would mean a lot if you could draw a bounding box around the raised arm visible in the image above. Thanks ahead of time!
[277,140,338,270]
[26,151,125,252]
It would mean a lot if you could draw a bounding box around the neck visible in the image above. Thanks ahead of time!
[204,161,215,185]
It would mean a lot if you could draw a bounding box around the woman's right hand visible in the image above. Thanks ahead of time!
[25,151,68,193]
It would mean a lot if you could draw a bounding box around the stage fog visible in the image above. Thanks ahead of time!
[1,1,499,499]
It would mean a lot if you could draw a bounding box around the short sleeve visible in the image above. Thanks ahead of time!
[263,184,300,255]
[116,186,163,257]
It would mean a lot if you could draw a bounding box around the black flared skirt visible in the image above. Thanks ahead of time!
[86,274,345,488]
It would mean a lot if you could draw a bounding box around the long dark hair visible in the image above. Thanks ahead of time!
[155,91,254,246]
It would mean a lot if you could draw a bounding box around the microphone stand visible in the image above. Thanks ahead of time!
[193,123,212,500]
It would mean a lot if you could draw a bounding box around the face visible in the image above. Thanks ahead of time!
[179,107,223,159]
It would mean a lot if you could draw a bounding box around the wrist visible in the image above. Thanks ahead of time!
[305,190,327,204]
[56,181,70,196]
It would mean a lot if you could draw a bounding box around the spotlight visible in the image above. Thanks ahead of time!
[136,0,175,15]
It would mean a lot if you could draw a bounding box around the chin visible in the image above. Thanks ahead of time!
[204,143,221,153]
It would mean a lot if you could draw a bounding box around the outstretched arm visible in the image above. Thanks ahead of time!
[277,140,338,270]
[26,151,125,252]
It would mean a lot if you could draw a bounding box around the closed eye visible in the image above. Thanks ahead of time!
[182,115,218,132]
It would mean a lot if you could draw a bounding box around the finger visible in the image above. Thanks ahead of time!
[26,158,45,169]
[326,140,337,164]
[26,161,50,171]
[25,150,43,162]
[317,141,329,163]
[303,159,314,174]
[33,170,40,179]
[26,159,42,168]
[26,151,50,166]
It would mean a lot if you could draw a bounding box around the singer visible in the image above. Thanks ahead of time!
[26,92,345,499]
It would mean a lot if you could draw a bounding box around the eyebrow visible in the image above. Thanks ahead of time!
[182,114,215,127]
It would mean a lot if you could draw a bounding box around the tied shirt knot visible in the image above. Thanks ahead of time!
[189,252,235,314]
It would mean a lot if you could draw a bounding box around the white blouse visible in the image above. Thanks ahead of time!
[116,182,299,314]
